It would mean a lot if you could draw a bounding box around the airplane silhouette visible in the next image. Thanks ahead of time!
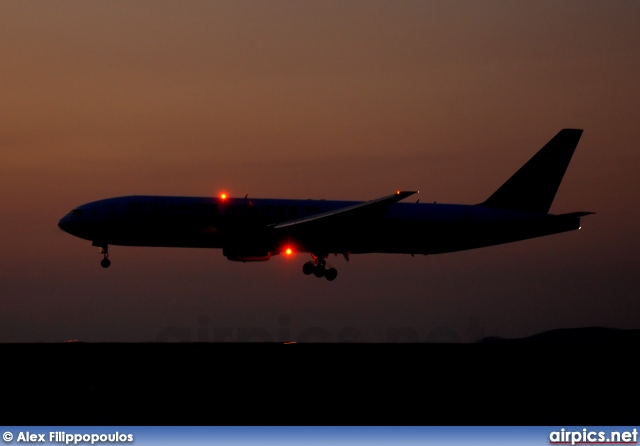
[58,129,593,280]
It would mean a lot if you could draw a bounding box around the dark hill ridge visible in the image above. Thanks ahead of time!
[480,326,640,343]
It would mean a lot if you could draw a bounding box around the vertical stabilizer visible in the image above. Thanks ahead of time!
[478,129,583,214]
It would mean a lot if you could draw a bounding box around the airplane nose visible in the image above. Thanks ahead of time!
[58,215,70,233]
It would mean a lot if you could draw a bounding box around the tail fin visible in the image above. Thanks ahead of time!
[478,129,583,214]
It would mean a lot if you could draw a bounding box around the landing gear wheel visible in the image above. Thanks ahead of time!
[301,253,339,280]
[302,261,315,275]
[97,245,110,268]
[324,268,337,281]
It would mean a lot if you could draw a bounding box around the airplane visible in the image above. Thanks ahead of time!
[58,129,593,281]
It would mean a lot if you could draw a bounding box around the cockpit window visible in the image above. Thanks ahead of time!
[69,209,83,216]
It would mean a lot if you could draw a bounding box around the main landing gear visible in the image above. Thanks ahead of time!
[302,254,338,281]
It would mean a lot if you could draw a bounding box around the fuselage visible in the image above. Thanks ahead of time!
[56,130,591,279]
[58,195,582,258]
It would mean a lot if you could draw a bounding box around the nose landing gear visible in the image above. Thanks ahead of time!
[97,245,110,268]
[302,254,338,281]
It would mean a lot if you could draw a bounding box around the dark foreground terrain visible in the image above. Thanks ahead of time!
[3,327,638,426]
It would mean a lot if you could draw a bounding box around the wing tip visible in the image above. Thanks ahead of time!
[395,190,419,199]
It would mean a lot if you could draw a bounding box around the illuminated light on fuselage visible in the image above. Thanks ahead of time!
[220,193,228,200]
[285,247,293,256]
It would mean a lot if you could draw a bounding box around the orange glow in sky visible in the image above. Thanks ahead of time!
[1,1,639,344]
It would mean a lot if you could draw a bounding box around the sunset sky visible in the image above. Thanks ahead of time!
[2,0,639,342]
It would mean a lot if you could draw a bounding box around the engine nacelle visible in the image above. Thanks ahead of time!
[225,254,271,262]
[223,246,271,262]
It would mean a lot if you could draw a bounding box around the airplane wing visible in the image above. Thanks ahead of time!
[271,190,418,230]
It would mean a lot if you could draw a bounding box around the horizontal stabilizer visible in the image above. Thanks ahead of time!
[478,129,583,214]
[556,211,595,218]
